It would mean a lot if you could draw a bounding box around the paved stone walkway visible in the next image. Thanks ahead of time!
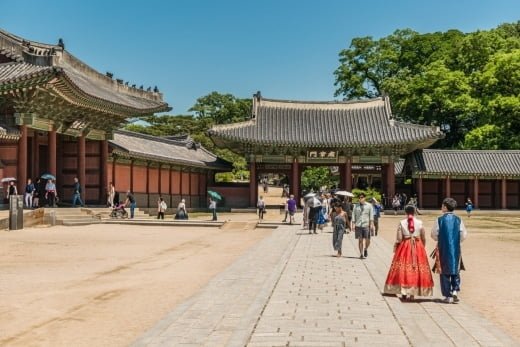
[133,225,517,347]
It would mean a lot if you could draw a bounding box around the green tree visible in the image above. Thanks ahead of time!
[125,92,251,177]
[461,124,505,149]
[334,21,520,149]
[300,167,340,192]
[189,91,252,124]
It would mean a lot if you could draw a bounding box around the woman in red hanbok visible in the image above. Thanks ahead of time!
[384,205,434,301]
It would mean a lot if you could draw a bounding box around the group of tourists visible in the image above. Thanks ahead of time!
[282,190,467,304]
[6,177,62,208]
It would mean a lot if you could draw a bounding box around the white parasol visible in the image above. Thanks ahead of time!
[1,177,16,183]
[335,190,354,197]
[304,192,317,199]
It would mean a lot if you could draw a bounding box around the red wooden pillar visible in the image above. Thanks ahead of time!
[32,132,39,179]
[100,140,108,205]
[445,176,451,198]
[386,162,395,200]
[249,162,256,207]
[291,158,300,206]
[168,166,173,208]
[473,177,479,208]
[158,164,162,195]
[111,157,116,188]
[501,177,507,209]
[417,176,423,208]
[344,159,352,191]
[17,125,28,189]
[130,160,134,193]
[179,168,183,199]
[78,134,86,199]
[146,162,150,208]
[48,129,57,175]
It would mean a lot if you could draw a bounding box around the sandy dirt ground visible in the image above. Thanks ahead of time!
[1,189,520,345]
[0,223,271,346]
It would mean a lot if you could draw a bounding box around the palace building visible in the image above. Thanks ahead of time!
[0,29,230,208]
[209,92,520,209]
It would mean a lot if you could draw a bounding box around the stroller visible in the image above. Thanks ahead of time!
[110,202,128,219]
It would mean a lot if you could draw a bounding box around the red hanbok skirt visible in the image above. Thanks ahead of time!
[384,238,434,296]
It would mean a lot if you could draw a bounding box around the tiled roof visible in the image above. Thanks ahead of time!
[0,62,56,83]
[209,96,443,148]
[412,149,520,177]
[0,123,20,140]
[395,158,405,175]
[0,29,170,114]
[109,130,232,171]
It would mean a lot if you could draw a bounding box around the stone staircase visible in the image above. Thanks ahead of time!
[43,208,101,226]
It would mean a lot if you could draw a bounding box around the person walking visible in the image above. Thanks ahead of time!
[71,177,84,207]
[125,191,136,219]
[175,199,188,220]
[332,204,348,257]
[308,198,321,234]
[257,196,266,220]
[209,197,217,221]
[431,197,468,304]
[351,193,374,259]
[287,194,297,224]
[384,205,434,301]
[371,197,382,236]
[24,178,35,208]
[157,197,167,219]
[465,197,473,218]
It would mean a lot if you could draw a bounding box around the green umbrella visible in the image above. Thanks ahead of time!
[207,190,222,201]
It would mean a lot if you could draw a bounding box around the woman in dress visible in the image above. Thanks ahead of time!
[108,182,115,207]
[175,199,188,220]
[332,204,348,257]
[384,205,434,301]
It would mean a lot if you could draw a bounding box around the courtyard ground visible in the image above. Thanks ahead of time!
[0,191,519,345]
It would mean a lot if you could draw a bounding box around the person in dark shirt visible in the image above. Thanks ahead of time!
[125,191,136,219]
[71,177,84,207]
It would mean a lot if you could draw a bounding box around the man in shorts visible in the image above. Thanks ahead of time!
[351,193,374,259]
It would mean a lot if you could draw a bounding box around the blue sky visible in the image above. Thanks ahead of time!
[1,0,519,114]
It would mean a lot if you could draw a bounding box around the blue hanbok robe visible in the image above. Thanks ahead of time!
[436,213,463,274]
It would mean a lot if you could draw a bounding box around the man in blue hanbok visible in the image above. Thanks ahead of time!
[431,197,467,303]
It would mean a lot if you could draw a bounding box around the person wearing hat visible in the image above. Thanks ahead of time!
[351,192,375,259]
[370,197,382,236]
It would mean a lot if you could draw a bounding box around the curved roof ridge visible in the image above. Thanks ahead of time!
[209,119,256,131]
[394,120,441,131]
[115,129,192,146]
[0,28,58,50]
[259,97,384,110]
[423,149,520,153]
[0,28,168,105]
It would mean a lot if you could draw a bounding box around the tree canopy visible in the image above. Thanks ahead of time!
[334,21,520,149]
[126,92,252,179]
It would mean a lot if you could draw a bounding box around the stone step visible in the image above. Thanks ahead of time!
[62,219,101,226]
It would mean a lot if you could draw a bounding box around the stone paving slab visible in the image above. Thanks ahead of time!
[133,225,517,347]
[132,228,299,347]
